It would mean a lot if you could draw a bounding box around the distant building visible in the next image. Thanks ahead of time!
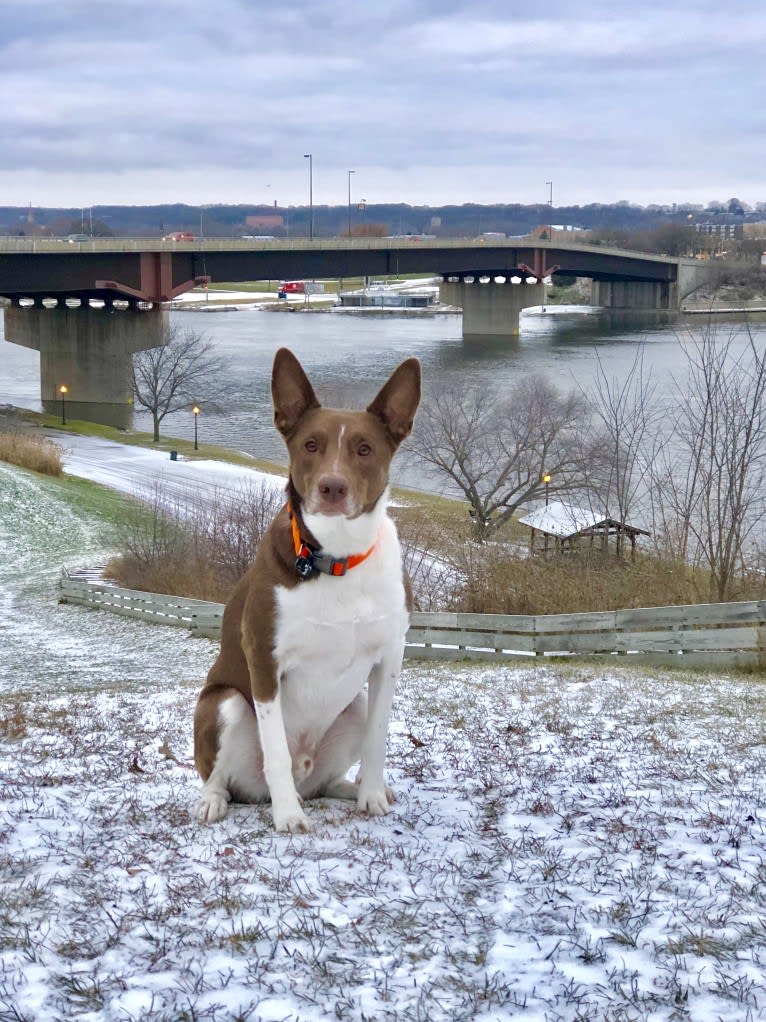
[694,222,743,240]
[338,282,439,309]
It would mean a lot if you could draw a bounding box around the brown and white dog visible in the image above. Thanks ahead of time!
[193,347,421,832]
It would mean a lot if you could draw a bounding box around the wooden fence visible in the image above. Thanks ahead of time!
[59,570,766,669]
[59,574,225,639]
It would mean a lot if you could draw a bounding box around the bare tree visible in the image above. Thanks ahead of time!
[132,322,226,442]
[654,323,766,600]
[584,348,661,544]
[411,375,592,538]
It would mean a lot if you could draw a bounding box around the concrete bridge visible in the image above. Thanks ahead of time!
[0,236,710,426]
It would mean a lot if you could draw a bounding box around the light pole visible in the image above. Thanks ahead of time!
[193,405,200,450]
[303,154,314,240]
[546,181,553,241]
[59,384,68,425]
[542,472,551,506]
[347,169,355,236]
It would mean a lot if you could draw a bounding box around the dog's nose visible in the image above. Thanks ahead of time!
[317,475,348,503]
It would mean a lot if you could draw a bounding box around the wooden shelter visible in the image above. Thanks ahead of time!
[518,501,650,559]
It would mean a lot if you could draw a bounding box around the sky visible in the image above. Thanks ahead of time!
[1,0,765,211]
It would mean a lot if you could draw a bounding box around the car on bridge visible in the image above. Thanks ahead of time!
[163,231,195,241]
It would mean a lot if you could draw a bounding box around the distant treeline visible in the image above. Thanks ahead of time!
[1,199,758,241]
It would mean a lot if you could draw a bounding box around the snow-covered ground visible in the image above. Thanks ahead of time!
[2,455,766,1021]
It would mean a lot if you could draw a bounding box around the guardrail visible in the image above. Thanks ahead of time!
[60,571,766,669]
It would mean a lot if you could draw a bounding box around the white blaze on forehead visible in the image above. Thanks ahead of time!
[333,424,346,470]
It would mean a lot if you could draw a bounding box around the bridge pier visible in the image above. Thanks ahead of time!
[441,276,546,337]
[4,303,166,428]
[590,279,676,310]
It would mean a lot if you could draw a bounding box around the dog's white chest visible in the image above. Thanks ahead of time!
[272,522,408,736]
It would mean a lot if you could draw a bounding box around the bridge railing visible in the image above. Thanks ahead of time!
[0,236,680,263]
[59,571,766,669]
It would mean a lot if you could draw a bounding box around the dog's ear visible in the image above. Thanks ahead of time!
[272,348,320,437]
[367,357,421,447]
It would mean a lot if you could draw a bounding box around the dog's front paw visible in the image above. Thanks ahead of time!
[357,785,395,817]
[273,804,313,834]
[195,790,230,825]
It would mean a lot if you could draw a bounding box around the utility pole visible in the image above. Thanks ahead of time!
[304,154,314,240]
[347,169,355,236]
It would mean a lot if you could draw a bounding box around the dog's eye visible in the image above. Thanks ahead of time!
[305,438,319,453]
[358,442,372,457]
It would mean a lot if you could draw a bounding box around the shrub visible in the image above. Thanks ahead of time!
[108,477,284,602]
[0,432,64,475]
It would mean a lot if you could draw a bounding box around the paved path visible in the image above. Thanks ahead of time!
[45,432,287,508]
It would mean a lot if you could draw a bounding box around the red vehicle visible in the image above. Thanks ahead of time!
[164,231,195,241]
[280,280,305,294]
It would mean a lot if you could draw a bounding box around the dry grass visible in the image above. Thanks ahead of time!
[449,546,719,615]
[0,431,64,475]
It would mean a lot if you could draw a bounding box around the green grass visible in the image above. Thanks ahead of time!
[45,470,152,521]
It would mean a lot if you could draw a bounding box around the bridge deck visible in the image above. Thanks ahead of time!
[0,236,681,304]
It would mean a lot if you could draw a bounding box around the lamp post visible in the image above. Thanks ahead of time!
[303,153,314,240]
[347,169,355,237]
[545,181,553,240]
[192,405,200,450]
[542,472,551,506]
[59,384,68,425]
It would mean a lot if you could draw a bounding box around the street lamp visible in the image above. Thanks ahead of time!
[59,384,68,425]
[347,169,355,236]
[303,153,314,240]
[545,181,553,241]
[542,472,551,506]
[192,405,200,450]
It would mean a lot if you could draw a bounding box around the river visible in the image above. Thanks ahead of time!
[2,304,764,490]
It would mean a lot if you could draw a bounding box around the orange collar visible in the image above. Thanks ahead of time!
[287,501,377,579]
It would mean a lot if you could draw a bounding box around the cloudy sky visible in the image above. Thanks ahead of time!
[2,0,764,210]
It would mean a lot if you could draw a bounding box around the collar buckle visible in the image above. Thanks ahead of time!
[295,543,315,580]
[325,556,348,577]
